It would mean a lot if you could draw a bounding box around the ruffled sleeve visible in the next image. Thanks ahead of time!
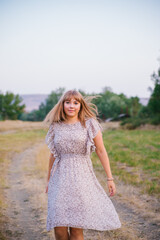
[45,123,58,159]
[86,118,103,155]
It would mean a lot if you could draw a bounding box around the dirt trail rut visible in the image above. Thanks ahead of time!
[3,142,160,240]
[4,143,54,240]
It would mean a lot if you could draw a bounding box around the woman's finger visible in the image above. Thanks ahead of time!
[108,183,116,196]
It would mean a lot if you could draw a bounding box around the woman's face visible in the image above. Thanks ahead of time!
[63,98,81,118]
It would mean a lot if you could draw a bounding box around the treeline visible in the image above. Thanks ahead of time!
[0,68,160,128]
[19,87,143,122]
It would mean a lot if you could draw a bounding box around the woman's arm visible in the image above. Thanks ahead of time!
[47,153,55,182]
[93,130,116,196]
[93,131,113,178]
[45,153,55,193]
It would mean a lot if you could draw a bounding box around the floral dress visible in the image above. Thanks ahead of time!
[45,117,121,231]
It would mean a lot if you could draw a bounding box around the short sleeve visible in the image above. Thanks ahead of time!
[45,123,58,158]
[89,118,103,138]
[86,118,103,154]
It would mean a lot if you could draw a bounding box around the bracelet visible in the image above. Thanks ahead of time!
[107,177,114,181]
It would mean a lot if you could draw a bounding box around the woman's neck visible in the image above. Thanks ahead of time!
[65,116,79,124]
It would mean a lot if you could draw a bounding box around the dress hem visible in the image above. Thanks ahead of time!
[46,223,122,232]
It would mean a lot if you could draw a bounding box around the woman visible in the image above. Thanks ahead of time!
[43,90,121,240]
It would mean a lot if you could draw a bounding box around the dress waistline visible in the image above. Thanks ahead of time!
[50,153,88,179]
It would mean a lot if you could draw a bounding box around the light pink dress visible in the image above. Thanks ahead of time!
[45,117,121,231]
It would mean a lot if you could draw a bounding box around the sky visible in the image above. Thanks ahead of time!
[0,0,160,98]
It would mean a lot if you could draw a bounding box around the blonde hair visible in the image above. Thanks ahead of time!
[43,90,100,128]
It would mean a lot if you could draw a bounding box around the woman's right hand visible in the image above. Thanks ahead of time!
[107,180,116,197]
[45,181,49,193]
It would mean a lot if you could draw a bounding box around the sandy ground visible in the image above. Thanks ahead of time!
[1,140,159,240]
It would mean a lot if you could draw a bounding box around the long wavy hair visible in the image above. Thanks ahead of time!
[43,90,101,128]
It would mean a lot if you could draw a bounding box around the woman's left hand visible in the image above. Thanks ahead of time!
[107,181,116,197]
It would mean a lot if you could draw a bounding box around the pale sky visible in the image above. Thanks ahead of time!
[0,0,160,98]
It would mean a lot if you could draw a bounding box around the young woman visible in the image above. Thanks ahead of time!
[43,90,121,240]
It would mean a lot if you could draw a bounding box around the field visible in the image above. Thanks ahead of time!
[93,128,160,196]
[0,120,160,240]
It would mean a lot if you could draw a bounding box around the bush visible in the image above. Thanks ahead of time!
[137,106,150,118]
[120,117,147,129]
[149,114,160,125]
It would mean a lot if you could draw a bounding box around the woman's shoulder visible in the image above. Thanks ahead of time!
[47,121,60,131]
[85,117,99,125]
[85,117,103,132]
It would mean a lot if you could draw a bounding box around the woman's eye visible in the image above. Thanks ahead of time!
[65,101,79,105]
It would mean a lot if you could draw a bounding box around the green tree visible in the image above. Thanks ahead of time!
[0,91,25,120]
[92,88,128,120]
[128,96,142,117]
[147,68,160,115]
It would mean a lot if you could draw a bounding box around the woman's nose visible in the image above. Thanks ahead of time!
[69,103,75,108]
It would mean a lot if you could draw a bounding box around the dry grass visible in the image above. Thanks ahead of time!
[100,121,121,130]
[0,120,45,132]
[34,144,50,178]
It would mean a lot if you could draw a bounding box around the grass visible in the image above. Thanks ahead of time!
[92,129,160,196]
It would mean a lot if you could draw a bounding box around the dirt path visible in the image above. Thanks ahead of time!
[3,143,54,240]
[3,143,160,240]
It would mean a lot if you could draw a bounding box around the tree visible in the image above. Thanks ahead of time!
[0,91,25,120]
[128,96,142,117]
[147,68,160,115]
[92,89,128,120]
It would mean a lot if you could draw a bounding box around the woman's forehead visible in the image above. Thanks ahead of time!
[65,97,80,102]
